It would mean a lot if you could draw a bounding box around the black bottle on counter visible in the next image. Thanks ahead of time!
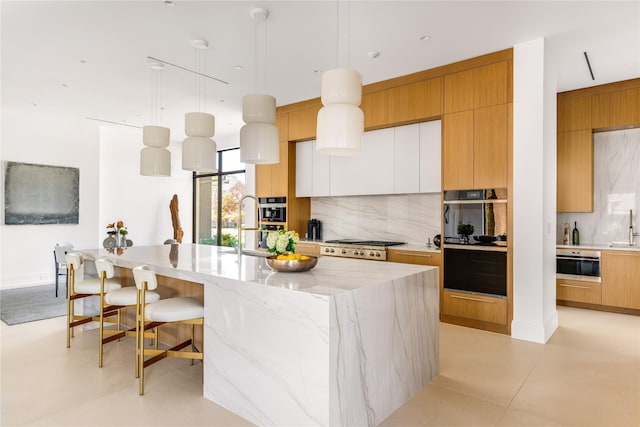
[572,221,580,245]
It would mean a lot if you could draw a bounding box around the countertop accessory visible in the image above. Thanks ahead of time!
[473,235,496,244]
[266,255,318,272]
[572,221,580,245]
[433,234,441,248]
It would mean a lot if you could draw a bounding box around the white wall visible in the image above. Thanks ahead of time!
[0,112,194,290]
[99,127,192,248]
[511,38,558,343]
[1,110,100,289]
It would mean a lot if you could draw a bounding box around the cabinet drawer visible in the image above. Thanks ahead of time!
[295,242,320,257]
[387,250,441,267]
[556,278,601,304]
[443,290,507,325]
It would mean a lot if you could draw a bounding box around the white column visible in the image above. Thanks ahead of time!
[512,38,558,343]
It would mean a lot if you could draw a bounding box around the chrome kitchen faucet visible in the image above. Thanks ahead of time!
[238,195,262,254]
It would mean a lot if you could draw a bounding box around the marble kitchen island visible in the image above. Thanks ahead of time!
[79,244,439,426]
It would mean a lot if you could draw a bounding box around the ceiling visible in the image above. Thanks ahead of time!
[2,1,639,148]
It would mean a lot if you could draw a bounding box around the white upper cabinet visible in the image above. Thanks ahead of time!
[295,140,313,197]
[295,120,441,197]
[296,140,331,197]
[419,120,441,193]
[312,142,331,197]
[330,128,395,196]
[394,124,420,194]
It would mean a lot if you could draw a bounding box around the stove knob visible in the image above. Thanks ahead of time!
[324,248,330,253]
[355,250,362,256]
[375,252,381,257]
[369,251,375,257]
[341,249,347,254]
[330,248,335,253]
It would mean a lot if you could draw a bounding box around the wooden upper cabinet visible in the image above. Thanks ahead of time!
[557,130,594,212]
[444,61,508,114]
[288,104,321,141]
[474,104,508,189]
[443,110,474,190]
[557,95,591,132]
[387,77,442,124]
[257,114,290,198]
[361,90,388,129]
[591,88,640,129]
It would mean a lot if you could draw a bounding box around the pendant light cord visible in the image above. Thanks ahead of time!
[335,0,351,68]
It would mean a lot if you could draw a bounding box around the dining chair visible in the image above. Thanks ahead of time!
[95,258,160,370]
[133,265,204,395]
[53,243,73,297]
[65,253,121,348]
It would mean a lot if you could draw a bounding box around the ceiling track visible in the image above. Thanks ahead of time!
[583,51,595,81]
[85,117,142,128]
[147,56,229,85]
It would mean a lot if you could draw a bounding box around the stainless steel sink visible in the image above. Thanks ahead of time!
[609,242,637,248]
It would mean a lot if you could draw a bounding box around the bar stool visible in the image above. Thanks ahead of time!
[133,265,204,395]
[95,258,161,369]
[65,253,121,348]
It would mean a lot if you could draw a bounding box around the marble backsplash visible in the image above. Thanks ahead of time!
[557,128,640,245]
[310,193,441,245]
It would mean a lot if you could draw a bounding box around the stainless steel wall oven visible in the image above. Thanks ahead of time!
[556,248,601,283]
[444,248,507,297]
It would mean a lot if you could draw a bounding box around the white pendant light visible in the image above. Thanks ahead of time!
[140,62,171,176]
[316,0,364,156]
[182,40,217,173]
[141,125,171,176]
[182,112,217,172]
[240,8,279,164]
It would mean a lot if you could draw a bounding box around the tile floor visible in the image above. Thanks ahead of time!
[1,306,638,426]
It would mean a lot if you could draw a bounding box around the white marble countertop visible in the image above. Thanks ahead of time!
[557,244,640,252]
[77,243,434,296]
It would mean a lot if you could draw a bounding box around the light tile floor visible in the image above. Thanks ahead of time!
[1,306,638,426]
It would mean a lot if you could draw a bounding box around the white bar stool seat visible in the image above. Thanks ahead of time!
[144,297,204,322]
[133,265,204,395]
[105,286,161,306]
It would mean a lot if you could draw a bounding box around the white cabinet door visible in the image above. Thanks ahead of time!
[419,120,441,193]
[394,124,420,194]
[312,141,331,197]
[295,140,313,197]
[330,128,395,196]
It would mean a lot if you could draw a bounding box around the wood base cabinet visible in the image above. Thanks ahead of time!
[602,250,640,310]
[556,278,602,305]
[442,290,507,325]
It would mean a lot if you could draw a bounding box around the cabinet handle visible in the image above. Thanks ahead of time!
[451,295,496,304]
[559,283,591,289]
[405,253,433,258]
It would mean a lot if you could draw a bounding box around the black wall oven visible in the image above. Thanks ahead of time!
[556,248,601,283]
[444,248,507,297]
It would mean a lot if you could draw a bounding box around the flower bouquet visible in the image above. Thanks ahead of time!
[265,229,317,272]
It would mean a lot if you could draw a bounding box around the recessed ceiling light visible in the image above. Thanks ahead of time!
[61,83,68,88]
[313,69,322,74]
[368,51,380,59]
[164,0,175,6]
[31,103,37,107]
[79,59,87,64]
[234,65,244,71]
[419,34,430,41]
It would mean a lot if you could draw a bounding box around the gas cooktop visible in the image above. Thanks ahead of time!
[324,239,405,247]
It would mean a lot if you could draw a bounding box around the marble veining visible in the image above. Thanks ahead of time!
[311,193,441,244]
[558,128,640,245]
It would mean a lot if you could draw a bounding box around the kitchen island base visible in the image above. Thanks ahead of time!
[203,260,439,427]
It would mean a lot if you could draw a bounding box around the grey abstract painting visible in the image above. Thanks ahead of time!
[4,162,79,225]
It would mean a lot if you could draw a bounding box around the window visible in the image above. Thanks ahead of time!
[193,148,245,247]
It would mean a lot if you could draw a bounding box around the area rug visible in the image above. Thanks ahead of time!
[0,284,67,325]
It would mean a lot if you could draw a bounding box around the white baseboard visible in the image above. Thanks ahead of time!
[511,310,559,343]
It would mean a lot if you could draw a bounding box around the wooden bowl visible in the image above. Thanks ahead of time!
[265,256,318,272]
